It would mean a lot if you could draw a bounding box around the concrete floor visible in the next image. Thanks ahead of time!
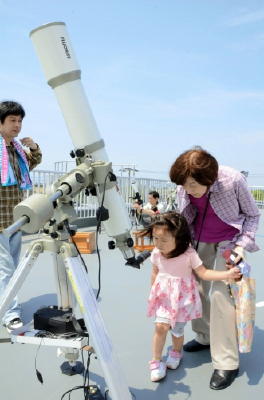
[0,212,264,400]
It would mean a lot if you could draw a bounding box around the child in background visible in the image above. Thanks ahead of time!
[143,212,241,382]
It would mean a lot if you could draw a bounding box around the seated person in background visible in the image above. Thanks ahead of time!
[133,191,165,216]
[133,191,165,226]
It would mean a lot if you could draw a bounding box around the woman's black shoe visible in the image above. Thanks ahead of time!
[210,369,239,390]
[183,339,210,352]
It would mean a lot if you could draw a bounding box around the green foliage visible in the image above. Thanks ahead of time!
[251,189,264,201]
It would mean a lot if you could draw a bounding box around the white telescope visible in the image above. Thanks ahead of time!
[26,22,137,400]
[29,22,133,249]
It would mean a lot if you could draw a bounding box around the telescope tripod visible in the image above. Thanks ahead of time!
[0,228,132,400]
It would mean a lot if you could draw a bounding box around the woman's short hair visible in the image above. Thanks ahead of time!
[169,148,218,186]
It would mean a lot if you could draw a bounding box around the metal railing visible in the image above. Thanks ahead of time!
[248,186,264,208]
[26,169,176,219]
[25,170,264,220]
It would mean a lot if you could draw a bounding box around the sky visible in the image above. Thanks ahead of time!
[1,0,264,183]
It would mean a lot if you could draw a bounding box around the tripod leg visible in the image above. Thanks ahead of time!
[58,347,84,376]
[53,254,82,375]
[0,241,42,322]
[52,253,74,310]
[63,255,132,400]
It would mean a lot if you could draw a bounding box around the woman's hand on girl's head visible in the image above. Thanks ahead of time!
[227,266,242,280]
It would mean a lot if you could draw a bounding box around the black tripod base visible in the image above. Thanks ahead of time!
[60,361,84,375]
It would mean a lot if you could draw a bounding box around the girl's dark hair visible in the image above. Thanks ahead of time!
[169,147,218,186]
[141,211,192,258]
[0,101,25,123]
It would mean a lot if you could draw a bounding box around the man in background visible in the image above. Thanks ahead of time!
[133,190,165,226]
[0,100,42,332]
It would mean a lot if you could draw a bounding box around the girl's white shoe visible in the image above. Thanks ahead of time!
[149,360,167,382]
[166,349,182,369]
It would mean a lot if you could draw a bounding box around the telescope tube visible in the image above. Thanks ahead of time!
[30,22,132,239]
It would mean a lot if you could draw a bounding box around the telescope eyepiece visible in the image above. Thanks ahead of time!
[125,250,151,269]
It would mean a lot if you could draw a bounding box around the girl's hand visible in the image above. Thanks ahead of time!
[227,266,242,280]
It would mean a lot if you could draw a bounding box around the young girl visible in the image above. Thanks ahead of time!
[144,212,241,382]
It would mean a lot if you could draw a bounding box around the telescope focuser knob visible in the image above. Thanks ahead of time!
[75,173,85,183]
[84,187,96,196]
[108,172,117,182]
[126,238,134,248]
[50,232,59,239]
[89,187,97,196]
[75,148,85,158]
[108,241,116,250]
[96,206,109,222]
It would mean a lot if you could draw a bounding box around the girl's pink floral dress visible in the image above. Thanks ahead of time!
[147,247,203,328]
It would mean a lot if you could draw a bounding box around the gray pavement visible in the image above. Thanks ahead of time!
[1,212,264,400]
